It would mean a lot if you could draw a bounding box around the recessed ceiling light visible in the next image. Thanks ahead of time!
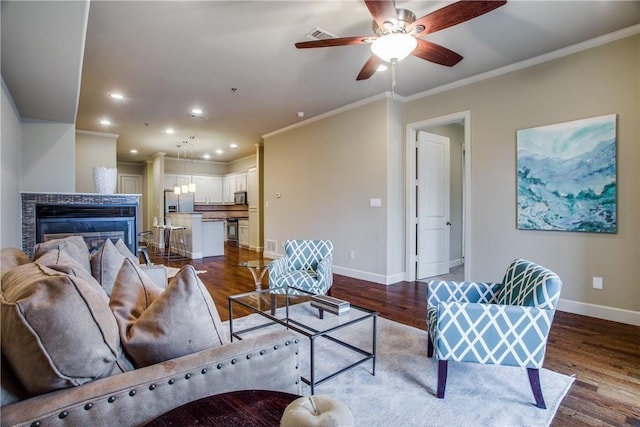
[296,112,305,118]
[100,119,111,125]
[130,149,138,154]
[203,154,211,160]
[215,149,223,155]
[165,128,175,134]
[110,93,124,100]
[191,108,203,115]
[230,143,238,149]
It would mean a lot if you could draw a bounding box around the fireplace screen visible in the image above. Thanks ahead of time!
[36,205,137,254]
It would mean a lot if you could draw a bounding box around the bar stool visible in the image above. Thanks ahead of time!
[163,218,187,260]
[152,217,166,255]
[138,231,153,264]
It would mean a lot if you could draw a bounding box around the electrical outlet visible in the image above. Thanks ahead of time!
[349,250,355,260]
[593,276,603,290]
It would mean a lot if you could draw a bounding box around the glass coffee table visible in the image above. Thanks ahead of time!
[228,286,377,394]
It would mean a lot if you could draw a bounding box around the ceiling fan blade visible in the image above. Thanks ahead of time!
[412,39,463,67]
[407,0,507,37]
[365,0,398,30]
[295,36,375,49]
[356,55,383,81]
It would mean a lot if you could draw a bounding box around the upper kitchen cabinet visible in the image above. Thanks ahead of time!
[222,172,247,203]
[164,173,191,190]
[192,175,223,204]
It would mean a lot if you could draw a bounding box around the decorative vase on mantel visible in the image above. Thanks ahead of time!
[93,167,117,194]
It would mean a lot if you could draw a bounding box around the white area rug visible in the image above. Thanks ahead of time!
[229,304,574,427]
[162,265,206,278]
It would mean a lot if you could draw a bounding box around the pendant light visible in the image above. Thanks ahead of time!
[174,144,182,194]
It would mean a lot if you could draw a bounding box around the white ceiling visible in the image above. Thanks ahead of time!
[2,1,639,164]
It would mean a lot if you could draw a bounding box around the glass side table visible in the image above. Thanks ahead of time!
[238,260,270,290]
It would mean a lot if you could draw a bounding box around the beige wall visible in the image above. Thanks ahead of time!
[263,34,639,318]
[1,79,22,248]
[75,130,117,193]
[22,120,76,193]
[164,157,229,176]
[264,98,393,281]
[405,35,639,313]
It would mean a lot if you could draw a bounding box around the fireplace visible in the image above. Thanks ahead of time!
[22,193,140,257]
[36,205,137,253]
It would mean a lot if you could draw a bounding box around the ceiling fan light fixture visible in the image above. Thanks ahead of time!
[371,33,417,62]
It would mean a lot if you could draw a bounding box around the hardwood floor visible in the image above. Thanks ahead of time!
[155,245,640,427]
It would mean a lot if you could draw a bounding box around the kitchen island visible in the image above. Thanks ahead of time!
[167,213,225,259]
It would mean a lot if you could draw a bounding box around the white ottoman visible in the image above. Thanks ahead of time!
[280,394,354,427]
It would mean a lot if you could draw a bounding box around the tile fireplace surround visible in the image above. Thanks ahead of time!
[21,192,140,258]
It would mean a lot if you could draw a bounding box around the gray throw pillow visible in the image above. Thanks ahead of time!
[0,263,132,395]
[114,238,139,264]
[110,259,229,368]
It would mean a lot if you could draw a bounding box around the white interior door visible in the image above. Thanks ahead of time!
[417,131,450,279]
[119,174,142,194]
[118,174,144,233]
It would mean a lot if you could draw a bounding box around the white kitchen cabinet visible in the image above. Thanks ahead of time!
[235,173,247,191]
[238,219,249,247]
[222,175,236,203]
[222,172,249,203]
[164,173,191,190]
[192,175,223,204]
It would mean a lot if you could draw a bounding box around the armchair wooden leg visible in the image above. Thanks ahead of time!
[527,368,546,409]
[318,308,324,319]
[427,336,434,357]
[437,360,448,398]
[270,294,276,315]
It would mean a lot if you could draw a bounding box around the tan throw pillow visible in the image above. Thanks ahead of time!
[35,246,101,290]
[114,238,139,264]
[91,239,126,296]
[33,236,91,273]
[1,248,30,285]
[0,263,132,395]
[110,259,229,368]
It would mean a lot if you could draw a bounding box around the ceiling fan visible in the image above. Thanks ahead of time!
[295,0,507,81]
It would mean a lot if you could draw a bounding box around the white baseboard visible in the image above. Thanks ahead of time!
[449,258,463,268]
[331,266,403,286]
[558,298,640,326]
[263,250,279,259]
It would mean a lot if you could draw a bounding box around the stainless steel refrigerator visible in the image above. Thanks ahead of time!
[164,190,194,213]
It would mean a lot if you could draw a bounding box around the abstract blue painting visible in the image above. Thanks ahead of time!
[517,114,617,233]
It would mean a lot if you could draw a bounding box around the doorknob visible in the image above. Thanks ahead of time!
[446,222,451,226]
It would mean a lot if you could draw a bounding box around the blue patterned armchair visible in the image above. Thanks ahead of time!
[269,240,334,316]
[427,259,562,409]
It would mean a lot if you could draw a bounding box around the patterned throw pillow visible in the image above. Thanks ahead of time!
[109,259,229,368]
[0,263,132,394]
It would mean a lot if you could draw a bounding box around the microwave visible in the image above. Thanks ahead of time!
[234,191,247,205]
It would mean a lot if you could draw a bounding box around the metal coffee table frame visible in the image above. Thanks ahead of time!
[228,286,377,394]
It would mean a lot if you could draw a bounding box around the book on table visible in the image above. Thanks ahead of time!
[310,294,350,315]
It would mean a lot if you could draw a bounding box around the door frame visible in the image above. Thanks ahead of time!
[405,110,472,281]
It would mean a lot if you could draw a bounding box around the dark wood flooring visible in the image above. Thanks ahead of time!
[154,244,640,427]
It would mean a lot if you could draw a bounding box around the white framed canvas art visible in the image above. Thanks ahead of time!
[516,114,617,233]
